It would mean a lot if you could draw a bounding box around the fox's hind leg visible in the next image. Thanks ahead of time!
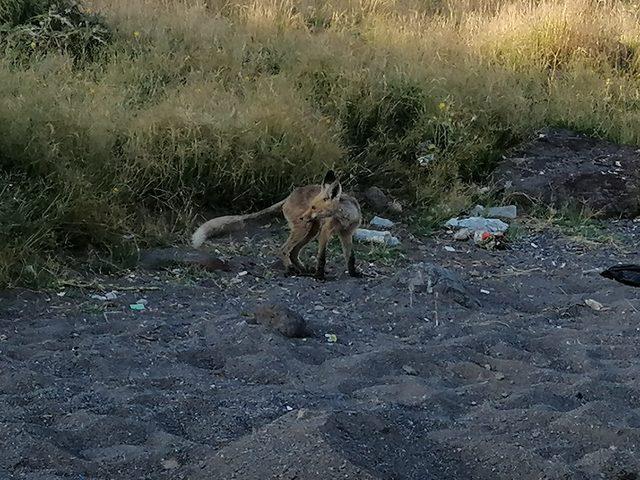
[281,222,318,275]
[339,230,361,277]
[315,225,335,280]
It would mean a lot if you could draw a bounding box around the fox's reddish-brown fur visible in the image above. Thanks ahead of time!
[191,171,362,279]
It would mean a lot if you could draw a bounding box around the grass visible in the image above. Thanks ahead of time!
[3,0,640,287]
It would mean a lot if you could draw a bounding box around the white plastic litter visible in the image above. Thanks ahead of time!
[354,228,401,246]
[369,216,395,229]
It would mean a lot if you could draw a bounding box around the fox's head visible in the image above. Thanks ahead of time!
[300,170,342,222]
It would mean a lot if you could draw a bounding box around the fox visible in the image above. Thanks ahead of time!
[191,170,362,280]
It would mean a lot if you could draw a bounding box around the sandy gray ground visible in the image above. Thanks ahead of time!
[1,218,640,480]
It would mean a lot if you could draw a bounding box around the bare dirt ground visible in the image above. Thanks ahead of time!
[1,215,640,480]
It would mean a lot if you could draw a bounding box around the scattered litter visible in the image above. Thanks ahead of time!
[530,242,539,248]
[453,228,472,241]
[238,271,248,277]
[324,333,338,343]
[443,246,456,252]
[584,298,604,311]
[417,153,436,167]
[91,290,118,301]
[369,216,395,229]
[129,303,146,311]
[480,289,491,295]
[354,228,400,246]
[402,365,418,375]
[56,291,66,297]
[135,298,148,305]
[473,231,506,250]
[445,217,509,234]
[285,405,294,411]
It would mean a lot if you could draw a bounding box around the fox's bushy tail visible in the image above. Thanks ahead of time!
[192,200,285,248]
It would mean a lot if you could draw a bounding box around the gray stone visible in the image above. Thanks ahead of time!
[251,303,308,338]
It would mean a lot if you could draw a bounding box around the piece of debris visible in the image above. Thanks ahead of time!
[601,264,640,287]
[129,303,146,311]
[402,365,418,375]
[473,231,506,250]
[369,216,395,229]
[324,333,338,343]
[453,228,473,241]
[480,289,491,295]
[446,217,509,234]
[90,294,107,301]
[354,228,400,246]
[251,303,308,338]
[104,291,118,301]
[443,246,456,252]
[161,458,179,470]
[417,153,436,167]
[584,298,604,311]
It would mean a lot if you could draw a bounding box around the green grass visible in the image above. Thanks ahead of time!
[3,0,640,286]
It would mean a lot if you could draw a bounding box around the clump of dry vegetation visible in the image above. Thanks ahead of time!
[2,0,640,286]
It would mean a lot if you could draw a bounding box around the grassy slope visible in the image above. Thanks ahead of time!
[2,0,640,286]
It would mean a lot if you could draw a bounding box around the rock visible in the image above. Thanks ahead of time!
[445,217,509,233]
[486,205,517,220]
[362,186,402,215]
[369,216,395,229]
[470,205,486,216]
[251,303,308,338]
[494,128,640,217]
[396,262,480,308]
[469,205,518,220]
[362,186,390,212]
[139,247,231,272]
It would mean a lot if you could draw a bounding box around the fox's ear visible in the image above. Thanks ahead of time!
[322,170,336,186]
[329,181,342,199]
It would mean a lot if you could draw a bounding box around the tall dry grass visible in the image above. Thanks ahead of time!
[2,0,640,286]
